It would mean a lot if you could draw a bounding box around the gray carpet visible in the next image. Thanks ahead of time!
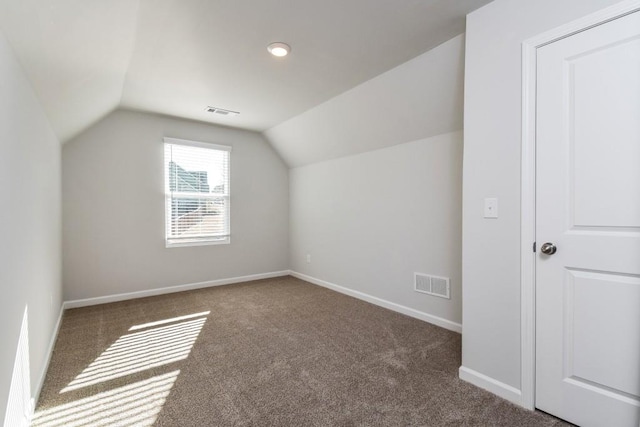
[33,276,567,426]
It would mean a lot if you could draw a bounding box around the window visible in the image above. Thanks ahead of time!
[164,138,231,247]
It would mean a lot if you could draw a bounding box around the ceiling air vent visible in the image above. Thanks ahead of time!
[205,106,239,117]
[414,273,450,299]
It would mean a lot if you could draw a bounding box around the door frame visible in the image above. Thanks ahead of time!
[520,0,640,411]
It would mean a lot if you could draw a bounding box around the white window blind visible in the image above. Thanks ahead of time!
[163,138,231,247]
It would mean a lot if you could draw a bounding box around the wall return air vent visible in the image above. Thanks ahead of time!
[205,106,239,117]
[414,273,450,299]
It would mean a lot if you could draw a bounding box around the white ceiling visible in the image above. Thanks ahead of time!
[0,0,491,143]
[267,34,466,167]
[0,0,139,142]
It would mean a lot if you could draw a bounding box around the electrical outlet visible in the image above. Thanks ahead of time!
[306,254,311,263]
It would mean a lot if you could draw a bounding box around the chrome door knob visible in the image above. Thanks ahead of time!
[540,242,557,255]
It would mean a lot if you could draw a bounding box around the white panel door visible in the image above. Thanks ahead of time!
[535,10,640,427]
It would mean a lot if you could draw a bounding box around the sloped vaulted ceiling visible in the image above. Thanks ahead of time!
[0,0,139,142]
[0,0,491,160]
[266,34,466,167]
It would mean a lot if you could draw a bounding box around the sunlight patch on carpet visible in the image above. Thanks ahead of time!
[32,370,180,427]
[61,314,207,393]
[128,311,210,331]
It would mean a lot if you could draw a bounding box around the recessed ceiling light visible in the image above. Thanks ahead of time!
[267,42,291,57]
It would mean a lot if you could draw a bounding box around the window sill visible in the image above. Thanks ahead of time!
[165,238,230,248]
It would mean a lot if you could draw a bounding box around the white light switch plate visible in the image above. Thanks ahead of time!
[484,198,498,218]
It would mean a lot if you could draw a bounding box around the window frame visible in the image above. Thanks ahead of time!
[163,137,232,248]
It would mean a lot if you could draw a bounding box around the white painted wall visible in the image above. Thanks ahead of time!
[0,30,62,423]
[290,131,463,326]
[63,110,289,301]
[462,0,625,393]
[265,35,465,168]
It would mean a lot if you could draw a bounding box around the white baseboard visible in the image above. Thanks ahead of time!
[289,271,462,333]
[63,270,290,309]
[31,304,64,417]
[458,366,523,407]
